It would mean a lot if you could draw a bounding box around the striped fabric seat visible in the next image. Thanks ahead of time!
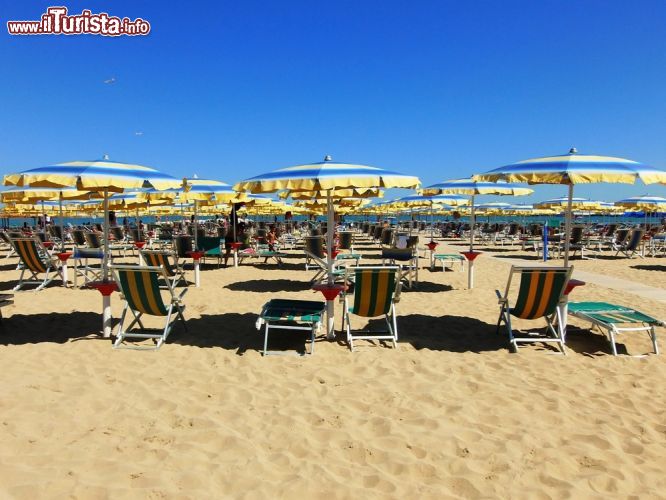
[342,266,401,351]
[140,250,187,288]
[12,238,61,291]
[496,266,572,354]
[112,265,188,350]
[568,302,661,356]
[510,269,568,320]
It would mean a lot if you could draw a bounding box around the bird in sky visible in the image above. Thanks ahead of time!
[103,77,116,84]
[134,131,144,136]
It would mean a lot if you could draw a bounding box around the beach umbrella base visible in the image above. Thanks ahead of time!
[461,251,482,289]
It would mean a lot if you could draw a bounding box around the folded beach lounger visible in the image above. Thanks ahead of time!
[568,302,661,356]
[256,299,325,356]
[432,253,465,272]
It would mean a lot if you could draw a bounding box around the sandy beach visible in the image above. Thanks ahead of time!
[0,235,664,499]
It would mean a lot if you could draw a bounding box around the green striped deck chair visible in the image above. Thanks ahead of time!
[341,266,401,351]
[11,237,61,291]
[140,249,187,288]
[111,265,188,350]
[257,299,325,356]
[568,302,661,356]
[496,266,572,354]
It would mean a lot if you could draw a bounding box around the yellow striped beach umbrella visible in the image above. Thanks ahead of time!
[234,155,420,338]
[474,148,666,265]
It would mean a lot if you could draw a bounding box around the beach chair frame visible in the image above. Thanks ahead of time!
[111,264,188,350]
[11,237,62,291]
[496,266,573,354]
[381,247,419,289]
[615,229,645,258]
[304,235,330,283]
[341,266,401,352]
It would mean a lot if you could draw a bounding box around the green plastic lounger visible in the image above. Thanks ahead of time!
[568,302,661,356]
[256,299,325,356]
[432,253,465,272]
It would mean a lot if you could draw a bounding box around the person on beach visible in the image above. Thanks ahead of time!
[224,202,245,266]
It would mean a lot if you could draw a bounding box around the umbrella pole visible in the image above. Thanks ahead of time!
[564,184,573,267]
[464,194,478,289]
[326,189,335,339]
[102,189,112,338]
[59,192,65,252]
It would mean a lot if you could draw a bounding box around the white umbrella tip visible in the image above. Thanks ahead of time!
[324,155,332,161]
[569,147,578,154]
[102,153,110,160]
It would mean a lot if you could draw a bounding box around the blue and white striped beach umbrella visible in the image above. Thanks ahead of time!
[474,148,666,265]
[615,195,666,211]
[3,156,183,338]
[235,155,420,339]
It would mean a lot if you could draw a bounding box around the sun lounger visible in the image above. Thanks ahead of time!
[111,264,188,350]
[256,299,325,356]
[432,253,465,272]
[568,301,661,356]
[496,266,572,353]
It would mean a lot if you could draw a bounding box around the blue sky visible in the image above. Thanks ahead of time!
[1,0,666,204]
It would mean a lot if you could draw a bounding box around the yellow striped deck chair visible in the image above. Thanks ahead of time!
[496,266,572,354]
[140,249,187,288]
[341,266,401,351]
[11,237,61,291]
[111,265,188,350]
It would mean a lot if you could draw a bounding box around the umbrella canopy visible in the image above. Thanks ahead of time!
[615,195,666,211]
[234,156,420,194]
[389,194,470,208]
[534,197,603,210]
[0,186,93,202]
[4,157,182,192]
[421,178,533,197]
[474,148,666,265]
[279,187,384,200]
[4,156,183,280]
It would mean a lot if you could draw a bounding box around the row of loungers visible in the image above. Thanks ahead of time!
[1,233,662,356]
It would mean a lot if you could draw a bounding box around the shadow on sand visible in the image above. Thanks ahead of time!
[170,312,317,355]
[224,278,311,293]
[358,313,507,353]
[0,312,114,345]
